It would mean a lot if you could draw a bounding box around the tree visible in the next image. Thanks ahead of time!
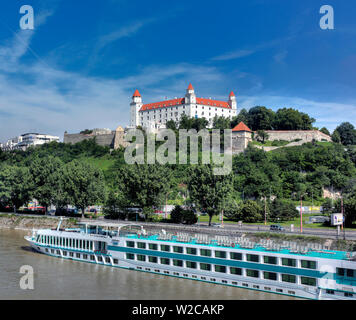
[170,205,197,225]
[231,108,249,128]
[335,122,356,146]
[28,156,64,213]
[118,164,172,220]
[256,130,269,144]
[248,106,275,130]
[0,165,32,212]
[331,130,341,143]
[319,127,331,136]
[62,160,107,217]
[187,165,233,226]
[270,198,298,221]
[273,108,315,130]
[238,200,263,223]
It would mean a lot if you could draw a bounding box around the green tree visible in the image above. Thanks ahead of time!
[270,198,298,221]
[331,130,341,143]
[248,106,275,130]
[256,130,269,144]
[187,165,233,226]
[0,165,32,212]
[273,108,315,130]
[62,160,107,217]
[319,127,331,136]
[335,122,356,146]
[28,156,64,213]
[239,200,263,223]
[118,164,172,220]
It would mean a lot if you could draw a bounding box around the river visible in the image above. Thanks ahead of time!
[0,229,297,300]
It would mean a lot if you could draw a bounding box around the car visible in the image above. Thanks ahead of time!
[270,224,284,232]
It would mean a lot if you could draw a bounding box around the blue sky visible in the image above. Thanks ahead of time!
[0,0,355,141]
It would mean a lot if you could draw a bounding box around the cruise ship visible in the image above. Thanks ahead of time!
[25,219,356,300]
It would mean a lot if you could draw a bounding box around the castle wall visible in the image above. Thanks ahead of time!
[256,130,331,142]
[64,132,115,148]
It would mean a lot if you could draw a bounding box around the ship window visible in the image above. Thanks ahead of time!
[230,267,242,275]
[246,254,259,262]
[200,263,211,271]
[214,265,226,273]
[173,259,183,267]
[160,245,170,252]
[281,274,296,283]
[126,241,135,248]
[282,258,296,267]
[149,243,158,250]
[200,249,211,257]
[63,251,67,256]
[76,253,80,258]
[230,252,242,260]
[113,259,118,264]
[137,242,146,249]
[344,292,353,297]
[137,255,146,262]
[126,253,135,260]
[90,255,95,261]
[160,258,170,265]
[263,272,277,281]
[215,251,226,259]
[301,260,317,269]
[186,247,197,255]
[186,261,197,269]
[301,276,317,287]
[149,256,158,263]
[173,246,183,253]
[264,256,277,265]
[246,269,259,278]
[83,254,88,259]
[326,290,334,295]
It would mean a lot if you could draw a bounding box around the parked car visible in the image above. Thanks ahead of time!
[270,224,284,232]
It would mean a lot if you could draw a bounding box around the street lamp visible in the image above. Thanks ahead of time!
[300,193,307,233]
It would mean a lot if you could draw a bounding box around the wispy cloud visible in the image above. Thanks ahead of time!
[211,49,256,61]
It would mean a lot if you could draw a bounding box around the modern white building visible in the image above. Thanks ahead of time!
[0,133,60,151]
[130,84,238,130]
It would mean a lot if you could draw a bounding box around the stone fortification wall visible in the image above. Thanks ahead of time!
[257,130,331,142]
[63,132,115,148]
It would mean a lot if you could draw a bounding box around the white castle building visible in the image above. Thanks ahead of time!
[130,84,238,130]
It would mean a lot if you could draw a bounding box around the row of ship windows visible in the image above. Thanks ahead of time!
[125,253,317,287]
[136,265,298,295]
[37,235,94,251]
[126,241,317,269]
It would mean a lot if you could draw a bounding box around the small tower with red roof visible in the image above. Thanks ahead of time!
[130,89,143,127]
[231,122,252,153]
[228,91,237,111]
[185,83,196,104]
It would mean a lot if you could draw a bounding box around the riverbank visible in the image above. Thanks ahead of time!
[0,213,78,231]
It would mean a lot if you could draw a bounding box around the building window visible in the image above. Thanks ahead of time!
[126,253,135,260]
[137,242,146,249]
[173,259,183,267]
[126,241,135,248]
[263,272,277,281]
[230,267,242,275]
[246,254,259,262]
[173,246,183,253]
[301,276,317,287]
[186,261,197,269]
[186,247,197,255]
[160,245,170,252]
[282,258,296,267]
[281,274,296,283]
[264,256,277,265]
[215,251,226,259]
[137,254,146,261]
[214,265,226,273]
[230,252,242,260]
[246,269,259,278]
[200,249,211,257]
[301,260,317,269]
[149,243,158,250]
[200,263,211,271]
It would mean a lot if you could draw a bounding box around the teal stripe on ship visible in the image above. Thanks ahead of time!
[108,245,334,279]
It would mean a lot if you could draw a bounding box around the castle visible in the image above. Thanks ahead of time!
[63,83,332,153]
[130,83,238,130]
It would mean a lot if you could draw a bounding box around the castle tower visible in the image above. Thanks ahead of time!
[185,83,196,104]
[231,121,252,154]
[130,89,143,128]
[228,91,237,111]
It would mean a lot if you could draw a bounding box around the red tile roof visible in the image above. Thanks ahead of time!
[232,122,252,132]
[132,89,141,97]
[139,97,232,111]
